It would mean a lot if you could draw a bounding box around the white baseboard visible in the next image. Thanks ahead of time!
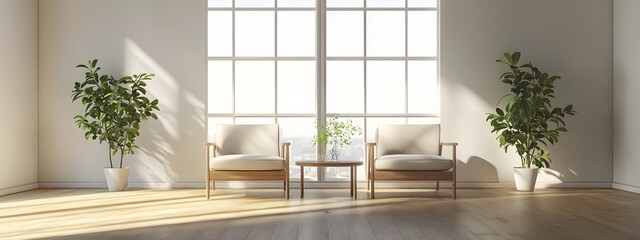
[612,182,640,194]
[37,181,612,189]
[0,183,39,196]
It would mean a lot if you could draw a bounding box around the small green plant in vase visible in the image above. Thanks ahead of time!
[312,116,362,161]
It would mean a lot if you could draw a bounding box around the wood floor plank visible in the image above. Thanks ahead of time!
[343,203,377,240]
[245,216,276,240]
[269,215,299,240]
[1,188,639,240]
[364,203,405,240]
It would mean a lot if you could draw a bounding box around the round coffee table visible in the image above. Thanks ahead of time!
[295,160,363,199]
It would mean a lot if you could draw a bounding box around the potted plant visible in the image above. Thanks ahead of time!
[312,116,362,161]
[486,52,576,192]
[72,59,160,191]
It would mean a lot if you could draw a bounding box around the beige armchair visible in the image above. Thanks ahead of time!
[366,124,457,199]
[205,124,290,199]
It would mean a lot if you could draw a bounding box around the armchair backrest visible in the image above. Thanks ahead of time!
[376,124,440,158]
[216,124,280,156]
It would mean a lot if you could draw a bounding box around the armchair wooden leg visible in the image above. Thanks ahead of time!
[206,179,210,199]
[367,179,370,191]
[436,181,440,191]
[453,180,457,199]
[453,183,456,199]
[371,178,375,199]
[285,178,290,199]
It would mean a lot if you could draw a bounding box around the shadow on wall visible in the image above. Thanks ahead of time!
[457,156,499,183]
[122,38,204,188]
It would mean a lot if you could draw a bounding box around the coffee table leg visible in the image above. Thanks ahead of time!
[353,166,357,199]
[350,166,354,197]
[300,166,304,198]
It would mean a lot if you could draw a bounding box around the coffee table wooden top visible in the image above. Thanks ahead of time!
[295,161,363,167]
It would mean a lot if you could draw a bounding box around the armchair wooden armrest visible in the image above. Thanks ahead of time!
[365,143,376,161]
[205,142,218,157]
[365,142,377,179]
[439,142,458,159]
[281,142,291,165]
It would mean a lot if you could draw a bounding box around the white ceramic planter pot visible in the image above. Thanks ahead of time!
[513,167,539,192]
[104,167,130,191]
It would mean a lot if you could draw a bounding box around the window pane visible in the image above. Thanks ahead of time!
[408,117,440,124]
[327,61,364,114]
[325,118,364,181]
[278,61,315,114]
[408,0,437,7]
[327,11,364,57]
[367,61,405,114]
[235,61,275,113]
[367,0,404,8]
[366,117,405,142]
[327,0,363,8]
[236,0,274,7]
[208,118,234,141]
[408,11,437,57]
[278,0,315,8]
[278,11,315,57]
[208,0,232,7]
[234,117,276,124]
[367,11,405,57]
[408,61,438,113]
[207,11,232,57]
[279,117,317,181]
[208,61,233,114]
[236,11,274,56]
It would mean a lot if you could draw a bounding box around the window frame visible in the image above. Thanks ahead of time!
[206,0,440,182]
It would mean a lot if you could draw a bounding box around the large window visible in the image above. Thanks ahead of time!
[207,0,438,182]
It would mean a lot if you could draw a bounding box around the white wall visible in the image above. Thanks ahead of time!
[36,0,614,188]
[613,0,640,194]
[0,0,40,196]
[441,0,613,187]
[38,0,206,188]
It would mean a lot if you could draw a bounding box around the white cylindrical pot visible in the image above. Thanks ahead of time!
[104,167,130,191]
[513,167,539,192]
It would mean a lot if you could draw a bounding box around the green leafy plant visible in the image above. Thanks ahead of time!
[312,116,362,160]
[72,59,160,168]
[486,52,576,168]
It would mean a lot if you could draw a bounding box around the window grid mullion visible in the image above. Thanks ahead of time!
[209,7,315,11]
[208,7,436,11]
[275,1,278,121]
[207,113,438,117]
[363,0,368,148]
[405,0,409,123]
[231,0,236,124]
[316,0,326,180]
[327,7,436,11]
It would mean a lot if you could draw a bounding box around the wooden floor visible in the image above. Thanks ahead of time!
[0,188,639,240]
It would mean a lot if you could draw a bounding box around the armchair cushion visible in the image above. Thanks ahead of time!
[210,154,285,171]
[377,124,440,158]
[216,124,280,156]
[375,154,452,171]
